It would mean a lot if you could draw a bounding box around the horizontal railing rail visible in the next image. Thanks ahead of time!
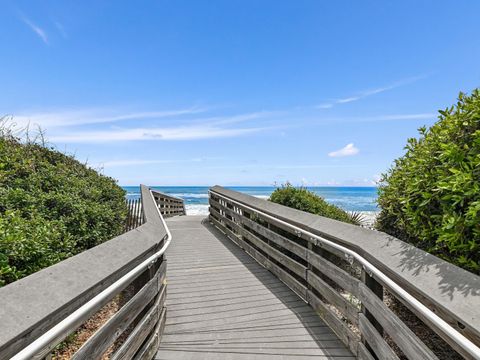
[0,185,175,360]
[209,186,480,360]
[151,189,186,217]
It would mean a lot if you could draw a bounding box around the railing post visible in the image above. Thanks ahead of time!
[361,269,383,357]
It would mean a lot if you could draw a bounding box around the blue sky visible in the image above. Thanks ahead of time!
[1,1,479,186]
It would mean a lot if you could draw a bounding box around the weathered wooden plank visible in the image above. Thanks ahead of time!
[209,215,245,249]
[358,282,438,360]
[308,290,359,355]
[210,213,308,300]
[357,342,376,360]
[210,207,243,233]
[134,307,166,360]
[242,216,308,260]
[72,268,165,359]
[307,271,359,326]
[239,234,308,301]
[307,250,360,296]
[361,269,384,348]
[214,206,308,279]
[111,285,166,360]
[209,198,243,222]
[240,228,307,279]
[213,195,355,264]
[358,313,399,360]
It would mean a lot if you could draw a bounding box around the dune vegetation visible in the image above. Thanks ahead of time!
[269,183,364,225]
[0,123,127,286]
[377,90,480,274]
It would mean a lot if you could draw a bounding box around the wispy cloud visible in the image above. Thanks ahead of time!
[53,21,67,38]
[96,159,177,168]
[316,74,428,109]
[296,112,436,127]
[328,143,359,157]
[367,113,436,121]
[20,15,48,44]
[315,103,333,109]
[205,111,279,126]
[96,157,219,168]
[13,107,209,128]
[8,106,279,143]
[50,125,268,143]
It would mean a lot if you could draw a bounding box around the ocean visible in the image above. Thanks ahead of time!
[123,186,379,221]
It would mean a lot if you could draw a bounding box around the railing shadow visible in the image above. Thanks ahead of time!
[384,235,480,300]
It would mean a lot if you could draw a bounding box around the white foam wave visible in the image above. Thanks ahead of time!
[185,204,209,216]
[171,193,209,199]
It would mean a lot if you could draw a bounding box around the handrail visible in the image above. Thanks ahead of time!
[210,188,480,360]
[5,186,173,360]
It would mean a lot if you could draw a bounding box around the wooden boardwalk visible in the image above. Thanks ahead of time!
[156,216,354,360]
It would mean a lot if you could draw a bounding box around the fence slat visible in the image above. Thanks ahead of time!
[358,282,439,360]
[71,267,164,359]
[359,313,399,360]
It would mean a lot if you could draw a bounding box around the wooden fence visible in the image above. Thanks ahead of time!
[125,198,145,232]
[125,191,185,232]
[0,185,174,360]
[209,186,480,360]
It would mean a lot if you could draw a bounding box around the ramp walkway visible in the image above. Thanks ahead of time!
[1,186,479,360]
[156,215,354,359]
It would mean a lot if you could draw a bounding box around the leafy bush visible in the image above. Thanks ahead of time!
[269,183,362,225]
[376,90,480,274]
[0,126,128,286]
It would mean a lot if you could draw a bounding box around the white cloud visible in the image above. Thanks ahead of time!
[92,156,222,168]
[205,111,278,126]
[98,159,176,167]
[336,96,360,104]
[328,143,359,157]
[6,106,278,144]
[50,125,267,143]
[53,21,67,38]
[21,16,48,44]
[13,107,208,128]
[316,74,428,109]
[315,103,333,109]
[368,113,435,121]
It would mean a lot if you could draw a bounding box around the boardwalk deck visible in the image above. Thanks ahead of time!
[156,215,354,360]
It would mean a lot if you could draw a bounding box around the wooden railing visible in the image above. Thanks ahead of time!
[0,185,175,360]
[151,190,186,217]
[209,186,480,360]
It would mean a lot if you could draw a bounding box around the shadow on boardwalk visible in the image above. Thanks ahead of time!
[156,216,353,360]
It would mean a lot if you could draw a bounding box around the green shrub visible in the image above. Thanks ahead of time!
[269,183,361,225]
[0,126,128,286]
[376,90,480,274]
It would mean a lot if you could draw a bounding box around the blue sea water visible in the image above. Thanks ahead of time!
[123,186,379,215]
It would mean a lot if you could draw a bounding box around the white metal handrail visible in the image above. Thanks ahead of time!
[11,188,172,360]
[210,189,480,360]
